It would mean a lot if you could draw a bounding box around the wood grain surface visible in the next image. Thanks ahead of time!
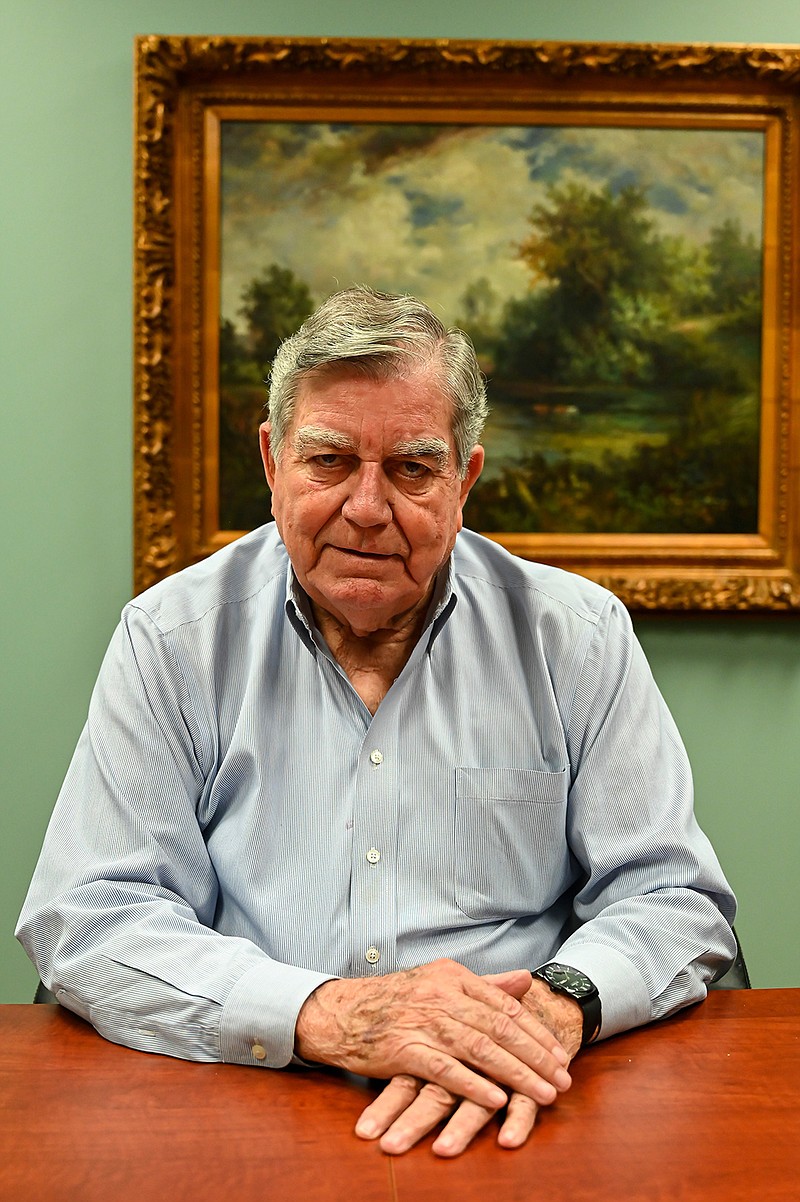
[1,990,798,1202]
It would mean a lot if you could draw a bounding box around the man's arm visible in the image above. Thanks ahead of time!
[551,595,736,1034]
[16,610,333,1066]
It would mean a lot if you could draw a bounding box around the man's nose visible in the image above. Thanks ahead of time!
[341,463,392,526]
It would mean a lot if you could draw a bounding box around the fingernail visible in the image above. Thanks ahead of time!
[555,1068,572,1090]
[355,1118,378,1138]
[553,1045,570,1065]
[489,1087,508,1107]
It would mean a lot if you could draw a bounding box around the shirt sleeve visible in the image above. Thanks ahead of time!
[552,595,737,1040]
[15,605,333,1067]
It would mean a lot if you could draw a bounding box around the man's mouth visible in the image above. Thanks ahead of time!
[333,547,392,560]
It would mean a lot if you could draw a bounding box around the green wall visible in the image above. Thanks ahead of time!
[2,0,798,1002]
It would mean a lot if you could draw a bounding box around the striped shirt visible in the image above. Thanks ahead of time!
[17,524,736,1068]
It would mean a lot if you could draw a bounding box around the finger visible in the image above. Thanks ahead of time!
[431,1023,568,1106]
[457,974,572,1068]
[378,1082,461,1156]
[401,1044,509,1111]
[355,1075,421,1140]
[482,969,533,999]
[478,978,571,1057]
[431,1097,499,1158]
[425,1000,573,1099]
[506,1002,572,1066]
[497,1091,539,1149]
[460,967,539,1015]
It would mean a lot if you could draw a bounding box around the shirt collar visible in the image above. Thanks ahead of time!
[423,558,457,650]
[284,569,317,651]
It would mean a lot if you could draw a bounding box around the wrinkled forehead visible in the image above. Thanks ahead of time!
[297,351,447,396]
[293,358,455,428]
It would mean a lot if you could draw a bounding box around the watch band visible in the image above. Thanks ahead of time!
[531,962,602,1047]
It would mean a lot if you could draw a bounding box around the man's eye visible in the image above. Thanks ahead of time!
[313,454,343,468]
[398,461,429,479]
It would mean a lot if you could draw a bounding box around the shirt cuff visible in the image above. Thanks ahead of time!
[549,940,652,1041]
[219,958,335,1068]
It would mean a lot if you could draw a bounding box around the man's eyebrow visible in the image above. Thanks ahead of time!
[392,438,451,467]
[293,426,356,454]
[293,428,452,467]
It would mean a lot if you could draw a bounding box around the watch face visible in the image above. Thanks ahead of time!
[542,963,597,999]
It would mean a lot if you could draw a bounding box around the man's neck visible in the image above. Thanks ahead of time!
[313,601,429,715]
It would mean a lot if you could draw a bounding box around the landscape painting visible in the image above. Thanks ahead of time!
[217,119,764,538]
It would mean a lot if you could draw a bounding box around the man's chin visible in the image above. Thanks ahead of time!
[319,547,407,586]
[323,576,405,608]
[307,574,425,633]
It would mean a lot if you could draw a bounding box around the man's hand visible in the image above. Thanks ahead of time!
[294,960,572,1112]
[352,975,584,1156]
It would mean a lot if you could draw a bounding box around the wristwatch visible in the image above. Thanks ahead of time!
[531,962,602,1047]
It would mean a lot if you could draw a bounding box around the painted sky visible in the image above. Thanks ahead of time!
[219,121,764,330]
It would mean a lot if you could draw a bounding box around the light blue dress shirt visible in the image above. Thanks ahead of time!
[17,524,736,1067]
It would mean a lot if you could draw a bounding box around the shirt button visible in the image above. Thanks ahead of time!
[365,947,381,964]
[366,848,381,864]
[251,1043,267,1061]
[369,749,383,765]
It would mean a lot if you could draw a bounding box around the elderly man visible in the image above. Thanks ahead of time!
[18,286,736,1157]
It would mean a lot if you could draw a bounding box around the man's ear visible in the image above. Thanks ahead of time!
[259,421,277,489]
[456,445,485,530]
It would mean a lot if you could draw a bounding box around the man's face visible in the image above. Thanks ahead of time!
[260,365,483,636]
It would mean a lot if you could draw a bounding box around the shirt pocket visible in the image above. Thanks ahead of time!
[454,766,570,921]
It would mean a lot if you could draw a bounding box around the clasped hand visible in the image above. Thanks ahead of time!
[294,958,576,1157]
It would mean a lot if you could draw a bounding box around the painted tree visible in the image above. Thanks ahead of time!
[501,183,693,385]
[239,264,315,376]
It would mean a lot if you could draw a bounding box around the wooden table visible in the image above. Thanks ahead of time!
[1,991,798,1202]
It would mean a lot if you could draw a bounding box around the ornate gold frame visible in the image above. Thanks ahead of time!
[133,36,800,608]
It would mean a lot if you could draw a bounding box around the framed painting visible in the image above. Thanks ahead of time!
[133,36,800,608]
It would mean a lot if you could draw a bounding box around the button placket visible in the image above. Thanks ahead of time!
[350,731,397,976]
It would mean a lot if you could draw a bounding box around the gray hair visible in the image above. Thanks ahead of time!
[266,285,488,477]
